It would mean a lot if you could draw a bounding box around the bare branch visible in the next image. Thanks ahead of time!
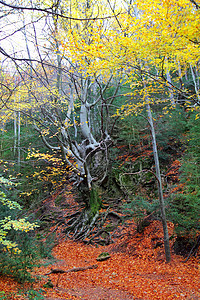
[0,1,121,21]
[189,0,200,9]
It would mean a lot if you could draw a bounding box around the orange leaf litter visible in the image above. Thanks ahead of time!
[0,221,199,299]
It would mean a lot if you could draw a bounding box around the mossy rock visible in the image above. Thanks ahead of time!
[96,252,111,261]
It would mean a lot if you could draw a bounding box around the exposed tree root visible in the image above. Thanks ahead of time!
[62,208,122,245]
[35,189,123,246]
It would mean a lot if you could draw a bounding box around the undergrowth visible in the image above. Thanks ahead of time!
[0,232,55,283]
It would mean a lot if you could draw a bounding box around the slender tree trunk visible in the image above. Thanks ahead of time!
[166,70,175,104]
[194,66,199,91]
[190,64,200,103]
[139,52,171,262]
[17,110,20,166]
[146,103,171,262]
[14,110,17,156]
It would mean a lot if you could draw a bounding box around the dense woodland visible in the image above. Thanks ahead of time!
[0,0,200,299]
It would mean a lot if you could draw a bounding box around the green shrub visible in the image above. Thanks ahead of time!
[167,111,200,242]
[123,196,159,232]
[0,177,54,283]
[0,233,40,283]
[0,231,55,283]
[168,188,200,238]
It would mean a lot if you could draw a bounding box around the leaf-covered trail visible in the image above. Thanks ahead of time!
[0,220,199,299]
[38,229,199,300]
[0,185,199,300]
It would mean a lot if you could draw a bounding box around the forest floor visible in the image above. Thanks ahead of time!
[0,188,199,300]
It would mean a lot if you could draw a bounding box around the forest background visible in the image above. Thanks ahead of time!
[0,0,199,298]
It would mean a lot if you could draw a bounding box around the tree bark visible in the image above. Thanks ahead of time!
[190,64,200,103]
[146,103,171,262]
[17,108,20,167]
